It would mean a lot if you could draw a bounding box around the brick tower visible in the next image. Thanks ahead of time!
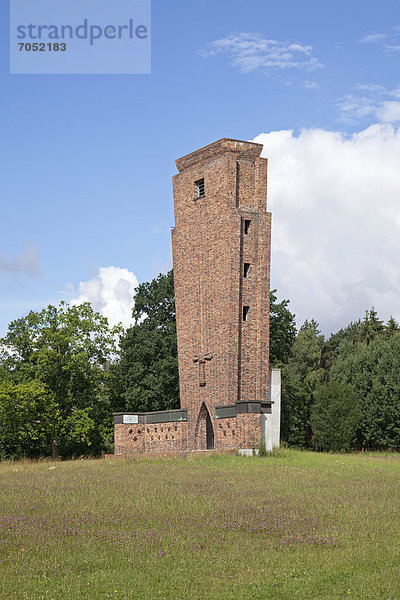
[112,138,280,456]
[172,138,271,451]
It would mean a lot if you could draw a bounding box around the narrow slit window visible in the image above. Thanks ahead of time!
[243,263,250,278]
[243,306,250,321]
[244,219,251,234]
[195,178,205,198]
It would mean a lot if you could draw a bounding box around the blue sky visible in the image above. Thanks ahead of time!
[1,0,400,336]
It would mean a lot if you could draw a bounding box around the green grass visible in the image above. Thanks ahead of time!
[0,449,399,600]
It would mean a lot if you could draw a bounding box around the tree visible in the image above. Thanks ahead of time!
[1,302,119,459]
[359,308,384,345]
[321,320,362,375]
[311,381,360,452]
[280,369,310,448]
[286,319,325,387]
[109,270,180,413]
[384,316,400,337]
[269,289,296,366]
[331,332,400,450]
[0,381,58,460]
[281,320,325,447]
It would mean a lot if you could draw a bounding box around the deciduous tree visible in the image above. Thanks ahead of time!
[269,289,296,366]
[0,380,58,460]
[1,302,119,459]
[109,270,179,413]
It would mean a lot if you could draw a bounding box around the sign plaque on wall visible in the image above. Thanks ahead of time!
[123,415,139,424]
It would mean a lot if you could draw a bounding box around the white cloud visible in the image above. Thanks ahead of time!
[359,32,388,44]
[199,33,322,75]
[303,80,320,90]
[337,85,400,124]
[71,266,138,329]
[359,27,400,51]
[376,100,400,122]
[356,83,386,92]
[0,242,41,277]
[252,125,400,335]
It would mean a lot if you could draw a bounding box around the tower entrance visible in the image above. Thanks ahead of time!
[206,410,214,450]
[195,403,214,450]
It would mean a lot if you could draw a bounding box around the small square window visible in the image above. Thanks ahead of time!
[243,263,250,278]
[243,306,250,321]
[244,219,251,234]
[195,178,205,198]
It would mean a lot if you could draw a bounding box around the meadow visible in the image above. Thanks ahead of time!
[0,450,399,600]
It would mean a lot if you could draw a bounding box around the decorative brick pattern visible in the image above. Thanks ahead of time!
[113,138,272,455]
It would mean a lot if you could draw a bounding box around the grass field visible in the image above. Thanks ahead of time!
[0,449,399,600]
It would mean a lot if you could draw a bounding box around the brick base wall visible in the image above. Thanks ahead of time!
[215,418,239,450]
[237,413,261,449]
[115,413,262,455]
[114,421,188,455]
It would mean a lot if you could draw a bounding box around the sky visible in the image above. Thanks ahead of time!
[1,0,400,338]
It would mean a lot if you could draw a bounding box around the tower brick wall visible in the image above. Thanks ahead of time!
[113,138,276,456]
[172,138,271,451]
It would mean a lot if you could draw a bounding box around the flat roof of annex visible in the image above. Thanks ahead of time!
[175,138,264,173]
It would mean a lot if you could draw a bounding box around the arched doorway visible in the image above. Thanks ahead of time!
[194,403,214,450]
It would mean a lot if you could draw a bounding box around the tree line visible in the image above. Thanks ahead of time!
[1,270,399,459]
[282,310,400,452]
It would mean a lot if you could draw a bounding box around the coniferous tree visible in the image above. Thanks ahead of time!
[359,308,384,345]
[330,332,400,450]
[384,316,400,337]
[281,320,325,447]
[321,320,362,375]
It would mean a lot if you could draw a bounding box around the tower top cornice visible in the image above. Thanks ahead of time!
[175,138,264,173]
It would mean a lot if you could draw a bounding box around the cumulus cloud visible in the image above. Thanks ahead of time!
[71,266,138,328]
[0,242,41,277]
[199,33,322,75]
[252,125,400,335]
[376,100,400,122]
[337,84,400,124]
